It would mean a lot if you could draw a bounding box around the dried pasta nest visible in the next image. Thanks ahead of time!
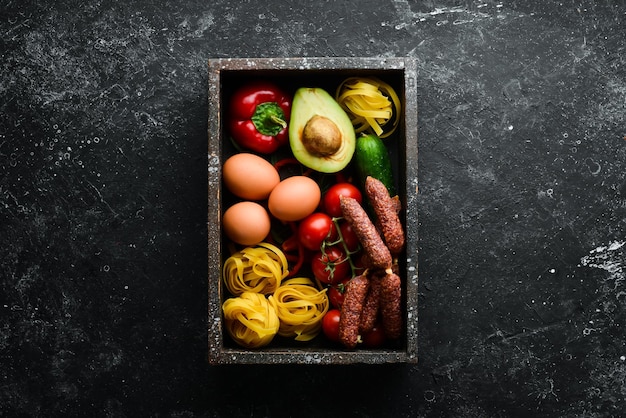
[222,242,288,296]
[335,77,402,138]
[222,292,280,349]
[269,277,329,342]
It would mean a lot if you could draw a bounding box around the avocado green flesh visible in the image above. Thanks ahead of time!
[289,87,356,173]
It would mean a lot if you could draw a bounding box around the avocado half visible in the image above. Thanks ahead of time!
[289,87,356,173]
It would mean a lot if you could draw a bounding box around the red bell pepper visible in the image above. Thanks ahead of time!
[228,82,291,154]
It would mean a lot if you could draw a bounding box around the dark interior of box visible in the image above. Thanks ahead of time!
[217,67,409,352]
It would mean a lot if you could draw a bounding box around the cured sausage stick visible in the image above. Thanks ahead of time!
[359,272,381,333]
[339,274,370,349]
[340,196,392,270]
[365,176,405,255]
[380,271,402,339]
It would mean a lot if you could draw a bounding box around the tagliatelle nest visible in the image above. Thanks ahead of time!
[268,277,329,342]
[222,292,280,349]
[222,242,289,296]
[335,77,402,138]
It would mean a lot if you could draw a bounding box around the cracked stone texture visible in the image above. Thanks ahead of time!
[1,0,625,417]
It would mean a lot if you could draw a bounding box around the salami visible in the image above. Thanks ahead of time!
[380,272,402,339]
[340,196,392,270]
[339,274,369,349]
[359,271,382,333]
[365,176,405,255]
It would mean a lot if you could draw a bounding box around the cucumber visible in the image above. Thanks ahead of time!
[354,134,396,196]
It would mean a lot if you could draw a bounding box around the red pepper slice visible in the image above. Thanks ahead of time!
[229,82,291,154]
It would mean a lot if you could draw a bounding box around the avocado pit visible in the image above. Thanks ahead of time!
[302,115,342,157]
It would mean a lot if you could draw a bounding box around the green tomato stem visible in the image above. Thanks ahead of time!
[324,217,361,278]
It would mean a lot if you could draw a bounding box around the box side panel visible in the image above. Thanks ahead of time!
[213,348,409,365]
[207,60,225,364]
[403,58,419,363]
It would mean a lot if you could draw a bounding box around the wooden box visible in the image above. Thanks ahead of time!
[208,57,418,364]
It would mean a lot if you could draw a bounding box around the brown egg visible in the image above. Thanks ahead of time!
[222,201,271,246]
[268,176,321,222]
[222,153,280,200]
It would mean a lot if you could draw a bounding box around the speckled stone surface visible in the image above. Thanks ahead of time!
[2,1,625,416]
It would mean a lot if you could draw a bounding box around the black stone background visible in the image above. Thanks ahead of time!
[1,0,625,417]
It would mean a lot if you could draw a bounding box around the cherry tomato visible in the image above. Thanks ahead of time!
[338,220,360,252]
[298,212,338,251]
[322,309,341,342]
[362,323,386,348]
[323,183,363,218]
[328,278,350,309]
[311,246,350,285]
